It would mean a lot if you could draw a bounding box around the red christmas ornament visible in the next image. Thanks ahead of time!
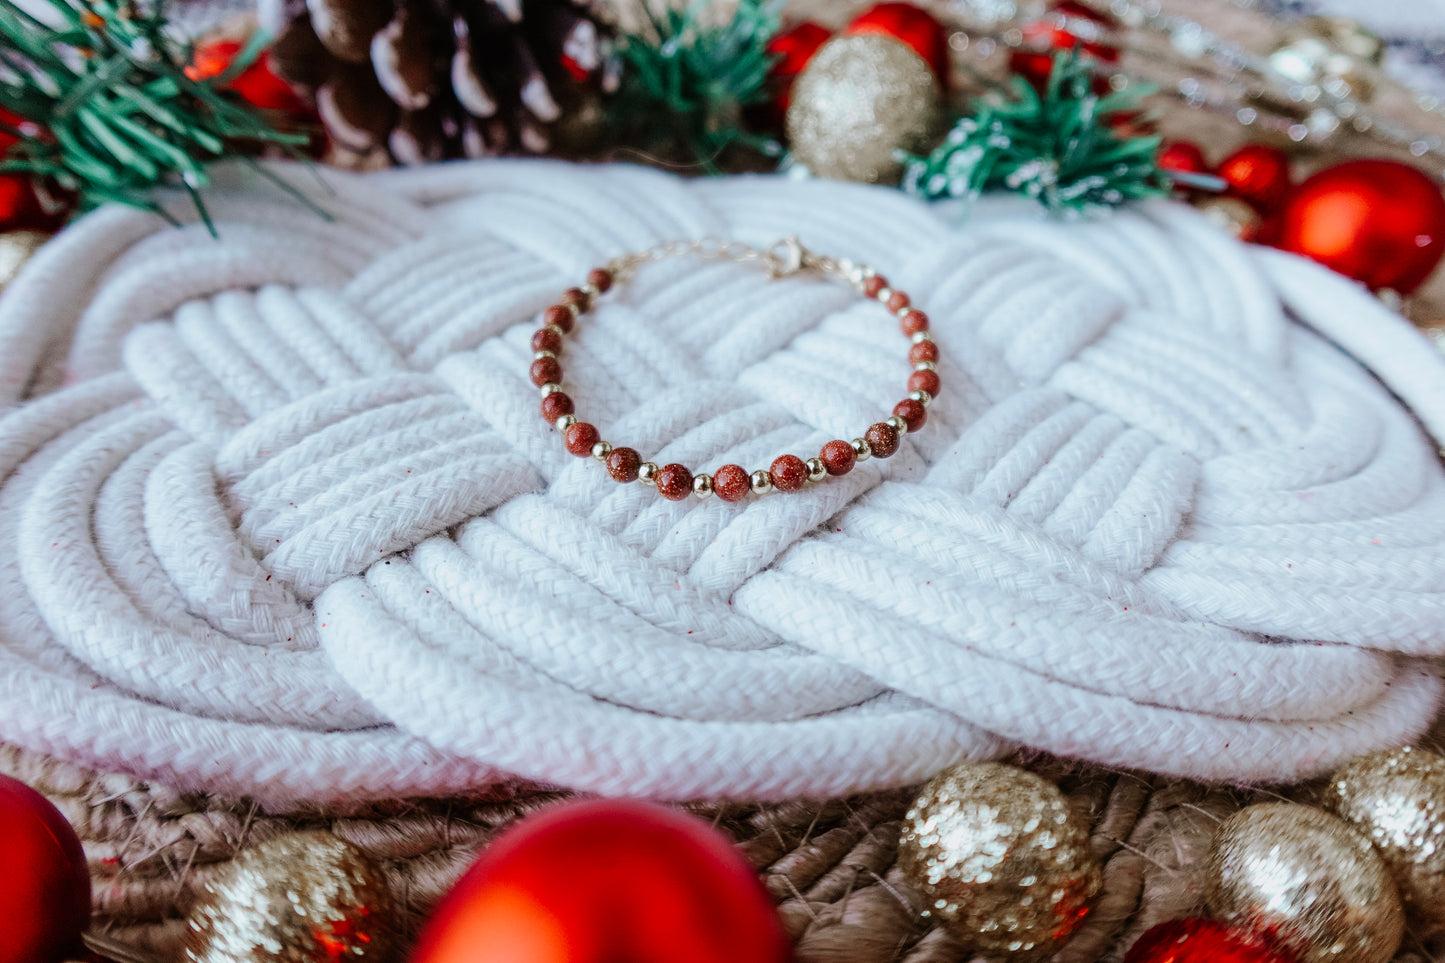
[0,773,91,963]
[1157,140,1208,177]
[409,799,792,963]
[188,39,312,117]
[766,21,832,114]
[1010,0,1119,92]
[845,3,949,83]
[0,106,46,232]
[1124,918,1296,963]
[1277,158,1445,294]
[1217,143,1292,212]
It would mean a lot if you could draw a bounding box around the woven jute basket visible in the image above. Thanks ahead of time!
[7,719,1445,963]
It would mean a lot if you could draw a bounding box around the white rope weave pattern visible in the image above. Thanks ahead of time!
[1,160,1443,807]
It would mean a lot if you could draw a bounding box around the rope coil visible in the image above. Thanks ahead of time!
[0,160,1443,807]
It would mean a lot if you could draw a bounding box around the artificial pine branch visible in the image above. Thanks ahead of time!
[610,0,784,172]
[901,50,1170,215]
[0,0,312,232]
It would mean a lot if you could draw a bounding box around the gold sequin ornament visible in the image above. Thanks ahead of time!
[897,762,1102,955]
[785,34,942,185]
[1322,746,1445,931]
[1196,197,1262,241]
[0,230,48,290]
[185,830,397,963]
[1206,802,1404,963]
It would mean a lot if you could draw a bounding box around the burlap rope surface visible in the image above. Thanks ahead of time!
[7,727,1445,962]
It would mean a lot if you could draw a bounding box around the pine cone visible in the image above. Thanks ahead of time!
[265,0,613,163]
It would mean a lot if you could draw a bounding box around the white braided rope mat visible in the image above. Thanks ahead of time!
[2,160,1445,815]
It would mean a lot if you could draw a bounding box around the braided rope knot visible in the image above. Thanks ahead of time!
[0,161,1442,806]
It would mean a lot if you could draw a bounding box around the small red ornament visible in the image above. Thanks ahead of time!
[188,39,312,117]
[1010,0,1119,92]
[1157,140,1208,177]
[0,773,91,963]
[1217,144,1292,212]
[1276,158,1445,294]
[845,3,949,83]
[766,21,832,114]
[409,799,792,963]
[1124,919,1296,963]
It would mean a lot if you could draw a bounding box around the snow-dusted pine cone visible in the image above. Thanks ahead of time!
[261,0,612,163]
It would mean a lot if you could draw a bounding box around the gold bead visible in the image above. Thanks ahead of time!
[908,389,932,407]
[913,360,938,372]
[1206,802,1403,963]
[638,462,658,486]
[184,831,396,963]
[886,415,908,435]
[805,457,827,482]
[540,383,563,397]
[749,470,773,495]
[692,473,713,499]
[897,762,1101,955]
[910,331,933,345]
[555,414,577,431]
[851,438,872,461]
[534,349,557,361]
[1323,746,1445,930]
[591,441,612,462]
[785,34,942,184]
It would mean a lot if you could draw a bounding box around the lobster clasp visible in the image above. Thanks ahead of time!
[765,236,806,278]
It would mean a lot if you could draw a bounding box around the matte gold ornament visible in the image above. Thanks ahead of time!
[185,830,396,963]
[785,34,942,185]
[897,762,1101,955]
[1322,746,1445,931]
[1206,802,1404,963]
[0,230,48,290]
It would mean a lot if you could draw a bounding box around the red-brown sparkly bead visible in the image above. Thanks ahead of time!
[908,340,938,364]
[587,268,613,293]
[820,439,856,476]
[606,447,642,482]
[908,369,941,397]
[543,304,574,334]
[770,454,808,492]
[540,391,574,423]
[863,275,888,298]
[887,290,910,313]
[864,422,899,458]
[655,463,693,501]
[532,327,564,354]
[560,287,590,310]
[713,464,751,502]
[893,398,927,433]
[530,356,563,387]
[564,422,599,456]
[900,309,929,337]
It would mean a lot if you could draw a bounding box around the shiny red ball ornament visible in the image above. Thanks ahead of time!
[1277,159,1445,294]
[0,773,91,963]
[766,21,832,114]
[1157,140,1208,177]
[845,3,949,83]
[1124,919,1296,963]
[1217,143,1292,213]
[188,39,312,117]
[1010,0,1119,92]
[409,799,792,963]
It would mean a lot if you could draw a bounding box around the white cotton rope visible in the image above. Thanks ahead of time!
[1,160,1444,808]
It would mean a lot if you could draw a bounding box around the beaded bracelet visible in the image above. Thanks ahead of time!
[528,237,940,502]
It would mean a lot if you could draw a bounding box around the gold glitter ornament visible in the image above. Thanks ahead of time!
[1323,746,1445,931]
[0,230,48,290]
[1206,802,1404,963]
[785,34,942,185]
[185,830,397,963]
[897,762,1102,955]
[1196,196,1261,241]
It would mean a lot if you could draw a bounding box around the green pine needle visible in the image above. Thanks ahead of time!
[0,0,312,232]
[901,51,1170,216]
[611,0,784,172]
